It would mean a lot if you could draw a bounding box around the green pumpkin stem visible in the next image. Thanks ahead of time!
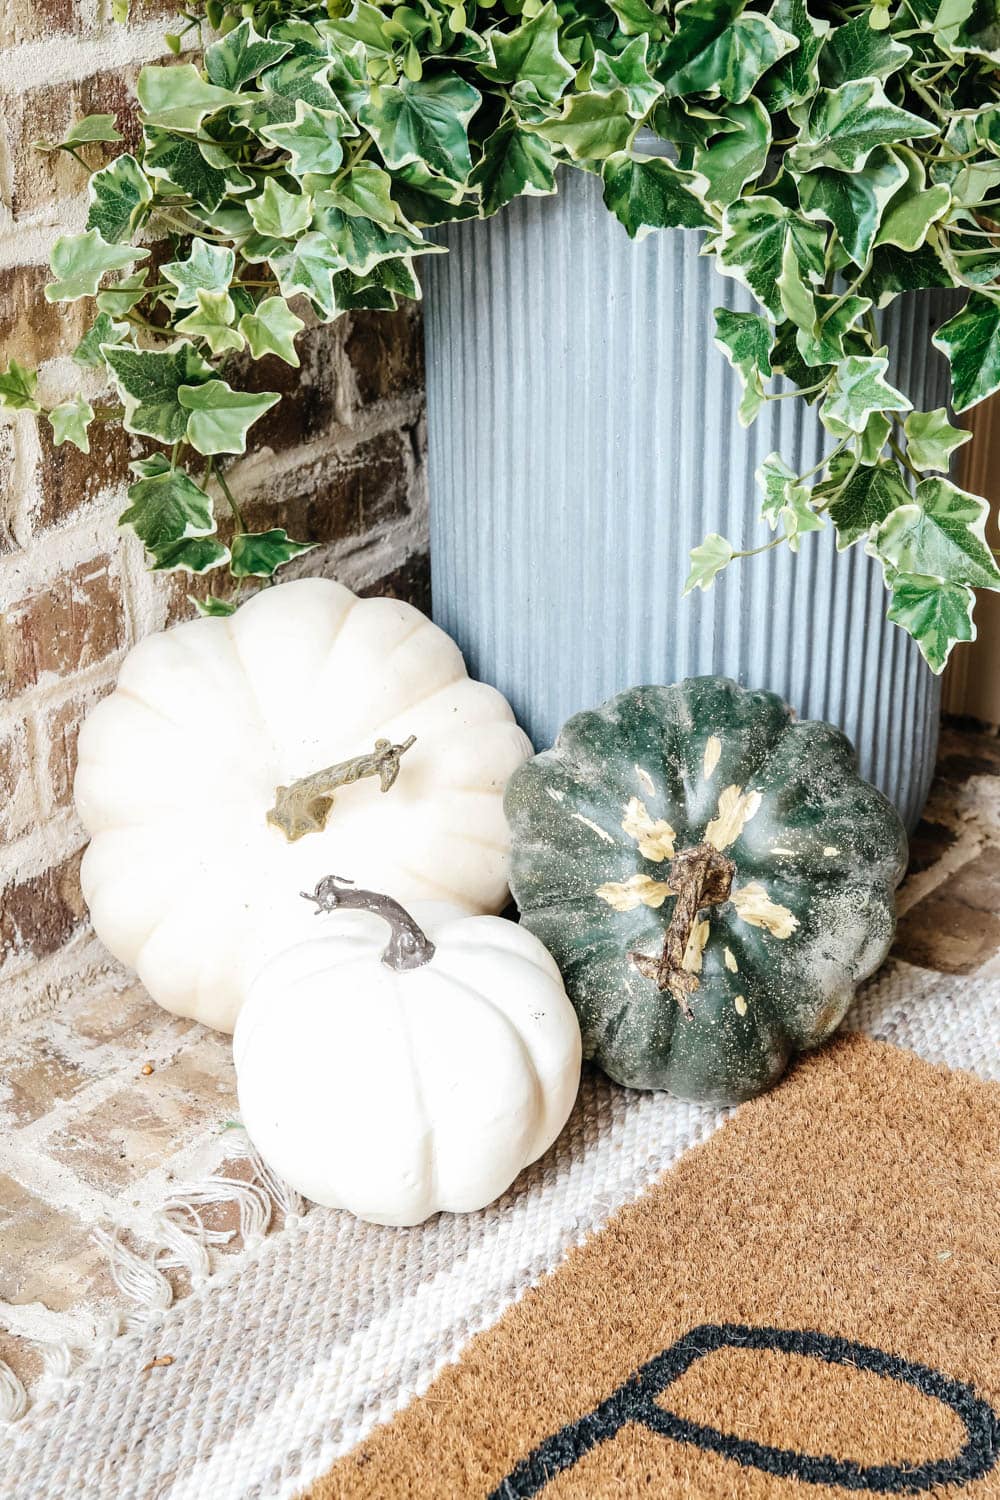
[268,735,417,842]
[303,875,436,972]
[629,844,735,1019]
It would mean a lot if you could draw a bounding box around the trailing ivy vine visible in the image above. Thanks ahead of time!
[6,0,1000,664]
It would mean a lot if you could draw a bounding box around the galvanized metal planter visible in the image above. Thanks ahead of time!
[422,163,955,832]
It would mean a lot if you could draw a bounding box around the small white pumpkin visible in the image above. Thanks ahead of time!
[233,877,583,1225]
[74,578,531,1032]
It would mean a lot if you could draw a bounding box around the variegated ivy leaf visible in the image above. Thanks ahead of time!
[717,196,826,320]
[48,396,95,454]
[119,465,217,564]
[35,113,123,151]
[601,152,712,240]
[714,308,772,424]
[247,179,313,238]
[933,0,1000,62]
[178,379,280,456]
[470,120,557,217]
[759,0,829,112]
[932,294,1000,413]
[261,102,351,179]
[73,312,129,368]
[321,163,398,225]
[153,537,231,573]
[144,130,253,211]
[657,0,797,106]
[268,232,344,317]
[904,409,972,473]
[176,289,245,355]
[825,460,911,550]
[203,18,292,90]
[0,359,41,412]
[194,595,238,617]
[162,240,237,309]
[230,528,315,576]
[45,230,148,303]
[821,354,910,437]
[756,451,798,526]
[795,292,871,368]
[693,98,769,209]
[606,0,671,39]
[239,297,305,366]
[862,241,951,307]
[320,3,395,57]
[85,154,151,243]
[780,485,825,552]
[817,12,911,88]
[874,150,951,254]
[480,3,574,105]
[788,80,936,176]
[590,37,662,119]
[103,341,215,443]
[96,269,149,317]
[136,64,244,132]
[776,235,817,334]
[683,532,734,593]
[858,410,892,465]
[885,572,975,674]
[872,477,1000,591]
[360,74,481,183]
[796,147,909,269]
[531,89,634,162]
[333,255,421,309]
[391,161,478,226]
[313,193,427,275]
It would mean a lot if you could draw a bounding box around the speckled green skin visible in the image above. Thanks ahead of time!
[504,679,908,1107]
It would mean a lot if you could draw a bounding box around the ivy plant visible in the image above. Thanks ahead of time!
[7,0,1000,662]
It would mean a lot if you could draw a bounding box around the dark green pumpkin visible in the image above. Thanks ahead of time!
[504,678,907,1106]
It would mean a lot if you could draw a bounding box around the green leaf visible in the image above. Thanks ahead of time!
[826,461,911,548]
[904,409,972,473]
[776,233,817,333]
[788,80,936,175]
[874,150,950,254]
[46,230,147,303]
[683,532,734,593]
[162,240,236,309]
[96,269,149,317]
[120,466,217,563]
[780,484,825,551]
[885,573,975,674]
[532,90,634,163]
[480,3,574,105]
[658,0,797,105]
[204,18,292,90]
[796,147,908,267]
[759,0,829,111]
[178,379,280,455]
[260,101,348,178]
[714,308,773,392]
[239,296,305,366]
[144,129,252,212]
[194,595,238,617]
[858,410,891,464]
[390,161,478,226]
[268,232,344,317]
[360,74,480,182]
[873,476,1000,589]
[247,178,313,238]
[861,241,951,306]
[48,396,94,454]
[230,528,315,576]
[73,312,129,368]
[312,193,425,275]
[136,64,244,131]
[35,114,123,151]
[590,37,663,119]
[602,151,711,239]
[818,13,911,87]
[176,289,245,355]
[717,196,827,319]
[756,450,798,526]
[693,97,770,208]
[470,120,556,217]
[152,537,231,574]
[0,359,41,413]
[320,162,398,225]
[821,354,910,436]
[932,294,1000,414]
[104,341,215,442]
[795,292,871,367]
[85,153,152,243]
[606,0,671,38]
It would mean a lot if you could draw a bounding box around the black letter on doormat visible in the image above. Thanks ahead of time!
[489,1322,1000,1497]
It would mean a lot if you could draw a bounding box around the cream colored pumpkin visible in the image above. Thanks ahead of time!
[74,579,531,1032]
[233,881,582,1225]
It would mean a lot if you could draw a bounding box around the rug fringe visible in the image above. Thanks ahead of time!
[0,1359,28,1424]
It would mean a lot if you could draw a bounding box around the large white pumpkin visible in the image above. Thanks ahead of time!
[233,880,582,1225]
[74,579,532,1032]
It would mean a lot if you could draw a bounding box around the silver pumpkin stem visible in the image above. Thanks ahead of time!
[302,875,436,972]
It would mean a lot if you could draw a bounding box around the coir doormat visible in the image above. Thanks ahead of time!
[310,1033,1000,1499]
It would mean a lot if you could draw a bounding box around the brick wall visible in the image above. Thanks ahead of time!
[0,4,430,1024]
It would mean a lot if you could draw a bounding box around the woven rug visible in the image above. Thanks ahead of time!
[0,720,999,1498]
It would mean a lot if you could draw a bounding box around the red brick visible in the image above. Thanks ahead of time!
[346,305,424,407]
[0,846,87,970]
[0,263,91,368]
[0,555,127,699]
[34,418,135,533]
[361,551,431,614]
[38,680,111,812]
[242,427,414,544]
[0,0,82,47]
[0,719,36,841]
[8,68,143,219]
[0,423,18,553]
[238,321,345,457]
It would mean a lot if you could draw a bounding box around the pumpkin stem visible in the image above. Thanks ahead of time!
[302,875,436,972]
[628,844,735,1019]
[268,735,417,842]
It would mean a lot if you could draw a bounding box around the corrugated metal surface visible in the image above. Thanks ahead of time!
[423,162,955,831]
